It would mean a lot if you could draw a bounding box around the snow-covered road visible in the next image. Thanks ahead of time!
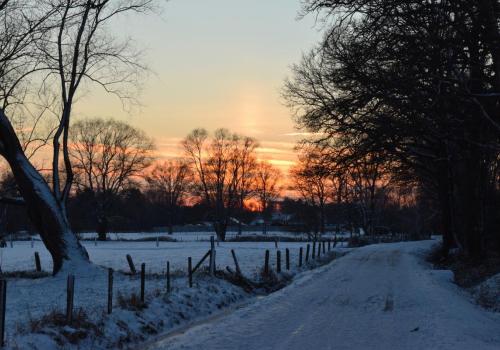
[148,240,500,350]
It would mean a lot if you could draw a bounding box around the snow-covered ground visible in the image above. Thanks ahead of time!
[0,239,347,349]
[147,240,500,350]
[0,239,347,276]
[75,230,351,241]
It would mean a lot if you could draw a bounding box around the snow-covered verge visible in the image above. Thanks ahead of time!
[0,240,347,350]
[427,244,500,313]
[471,273,500,312]
[9,274,249,350]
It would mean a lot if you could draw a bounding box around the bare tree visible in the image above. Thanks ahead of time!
[70,117,155,240]
[290,148,331,238]
[235,137,258,235]
[254,161,281,235]
[182,128,244,241]
[346,153,391,236]
[146,159,191,235]
[0,1,154,273]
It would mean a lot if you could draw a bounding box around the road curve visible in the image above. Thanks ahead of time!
[147,241,500,350]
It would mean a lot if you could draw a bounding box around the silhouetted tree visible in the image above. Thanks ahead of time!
[0,1,155,273]
[70,118,155,240]
[285,0,500,257]
[254,161,281,235]
[146,159,191,235]
[183,128,254,241]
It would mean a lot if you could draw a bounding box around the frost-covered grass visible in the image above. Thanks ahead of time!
[0,238,348,349]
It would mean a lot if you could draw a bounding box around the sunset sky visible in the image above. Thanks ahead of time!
[72,0,322,172]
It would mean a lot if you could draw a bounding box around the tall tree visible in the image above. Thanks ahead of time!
[254,161,281,235]
[146,159,191,235]
[290,147,331,237]
[70,118,155,240]
[285,0,500,257]
[182,128,249,241]
[0,0,154,273]
[235,137,258,235]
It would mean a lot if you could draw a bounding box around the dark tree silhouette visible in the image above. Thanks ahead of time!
[70,118,155,240]
[0,0,154,273]
[285,0,500,257]
[146,159,192,235]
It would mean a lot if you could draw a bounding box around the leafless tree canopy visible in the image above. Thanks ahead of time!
[254,161,281,235]
[182,128,258,241]
[0,0,155,273]
[285,0,500,256]
[146,159,192,234]
[70,117,154,238]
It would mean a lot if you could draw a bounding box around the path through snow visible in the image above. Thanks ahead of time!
[148,240,500,350]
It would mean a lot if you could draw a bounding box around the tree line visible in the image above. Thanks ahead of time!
[0,119,284,243]
[284,0,500,259]
[2,114,421,245]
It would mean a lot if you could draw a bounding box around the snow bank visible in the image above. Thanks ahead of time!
[471,273,500,311]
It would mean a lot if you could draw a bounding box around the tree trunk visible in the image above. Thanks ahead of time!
[213,221,226,241]
[237,199,243,235]
[96,214,108,241]
[168,207,174,235]
[319,203,325,236]
[0,109,89,274]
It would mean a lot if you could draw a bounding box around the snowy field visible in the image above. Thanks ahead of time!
[0,238,349,349]
[0,239,347,276]
[75,230,352,242]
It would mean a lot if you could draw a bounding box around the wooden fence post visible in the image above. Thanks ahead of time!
[306,244,310,262]
[323,241,326,254]
[108,268,113,314]
[285,248,290,270]
[166,261,171,293]
[318,241,321,258]
[66,275,75,324]
[299,247,303,267]
[328,240,331,251]
[34,252,41,272]
[312,241,316,259]
[188,257,192,288]
[0,280,6,347]
[276,250,281,273]
[126,254,136,274]
[274,239,278,249]
[213,250,216,273]
[209,236,215,276]
[156,235,159,247]
[140,263,145,303]
[264,250,270,275]
[231,249,241,275]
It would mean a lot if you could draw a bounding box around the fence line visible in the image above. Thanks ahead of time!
[0,233,416,347]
